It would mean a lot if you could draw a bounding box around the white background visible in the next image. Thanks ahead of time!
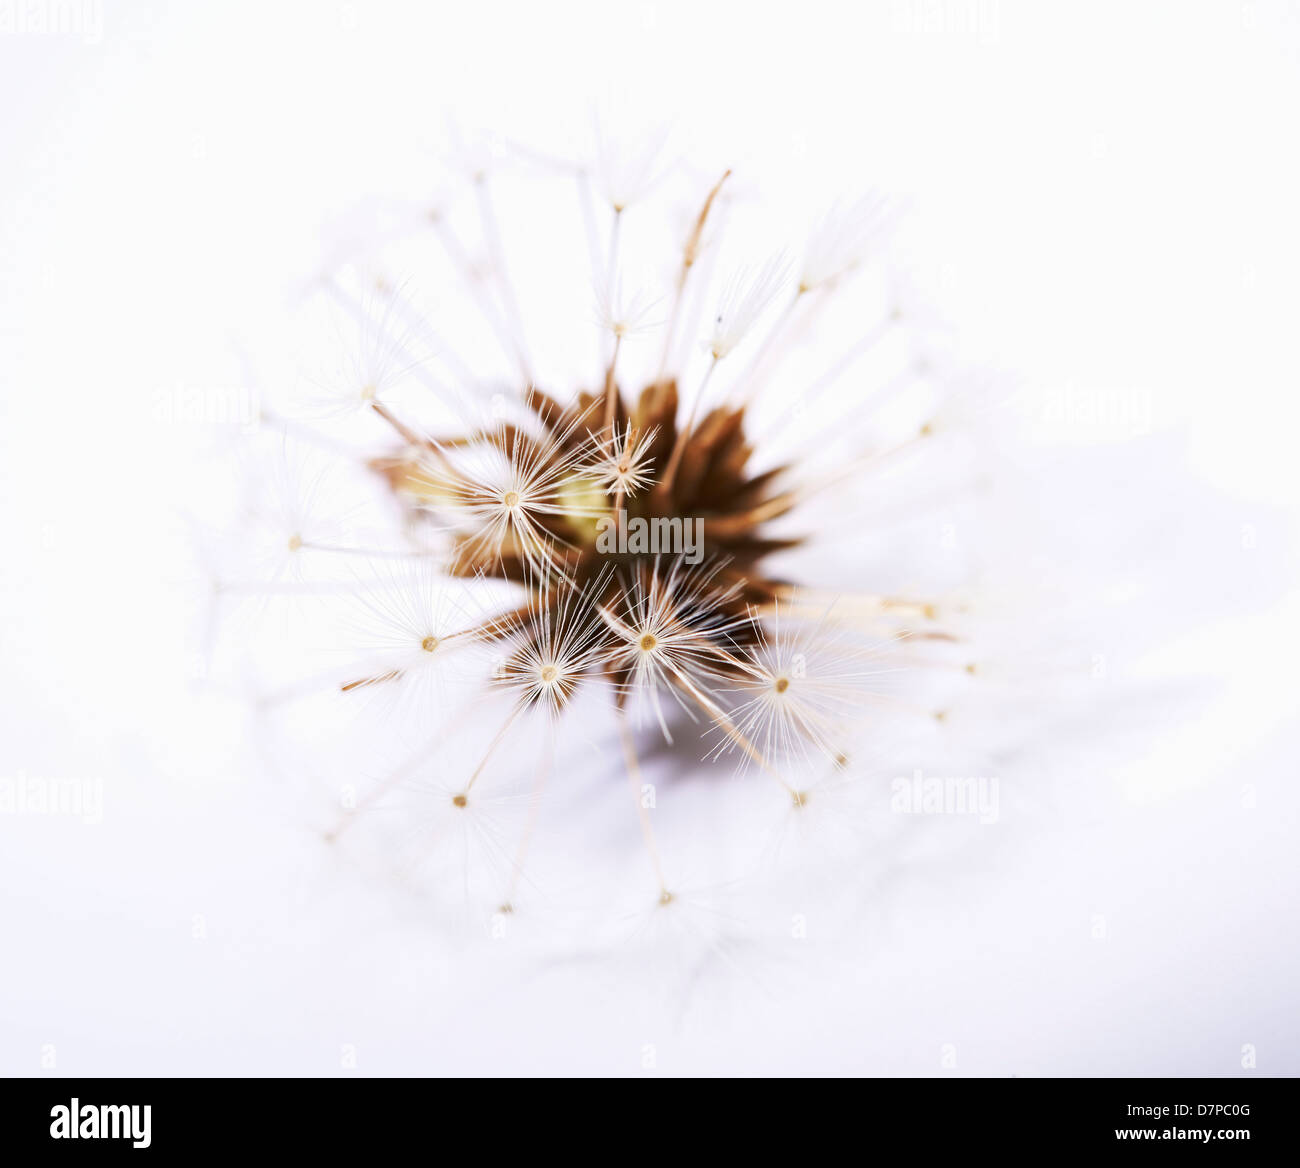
[1,0,1298,1075]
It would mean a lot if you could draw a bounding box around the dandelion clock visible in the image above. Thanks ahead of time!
[198,128,1118,1002]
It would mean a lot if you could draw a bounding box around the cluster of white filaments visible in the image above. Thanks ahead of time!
[578,422,659,501]
[212,127,985,944]
[600,559,751,741]
[413,417,603,578]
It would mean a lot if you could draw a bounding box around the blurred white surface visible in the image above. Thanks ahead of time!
[1,0,1298,1075]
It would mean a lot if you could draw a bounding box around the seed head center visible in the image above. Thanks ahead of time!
[639,633,658,652]
[421,635,439,653]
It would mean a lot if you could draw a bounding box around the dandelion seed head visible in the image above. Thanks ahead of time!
[214,131,1009,962]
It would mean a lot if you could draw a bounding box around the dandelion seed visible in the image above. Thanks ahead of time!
[493,575,609,717]
[411,419,599,580]
[578,422,659,501]
[655,253,792,493]
[798,193,896,293]
[708,253,792,361]
[594,121,668,213]
[593,280,660,341]
[711,598,897,775]
[332,561,480,713]
[600,558,749,741]
[299,273,441,418]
